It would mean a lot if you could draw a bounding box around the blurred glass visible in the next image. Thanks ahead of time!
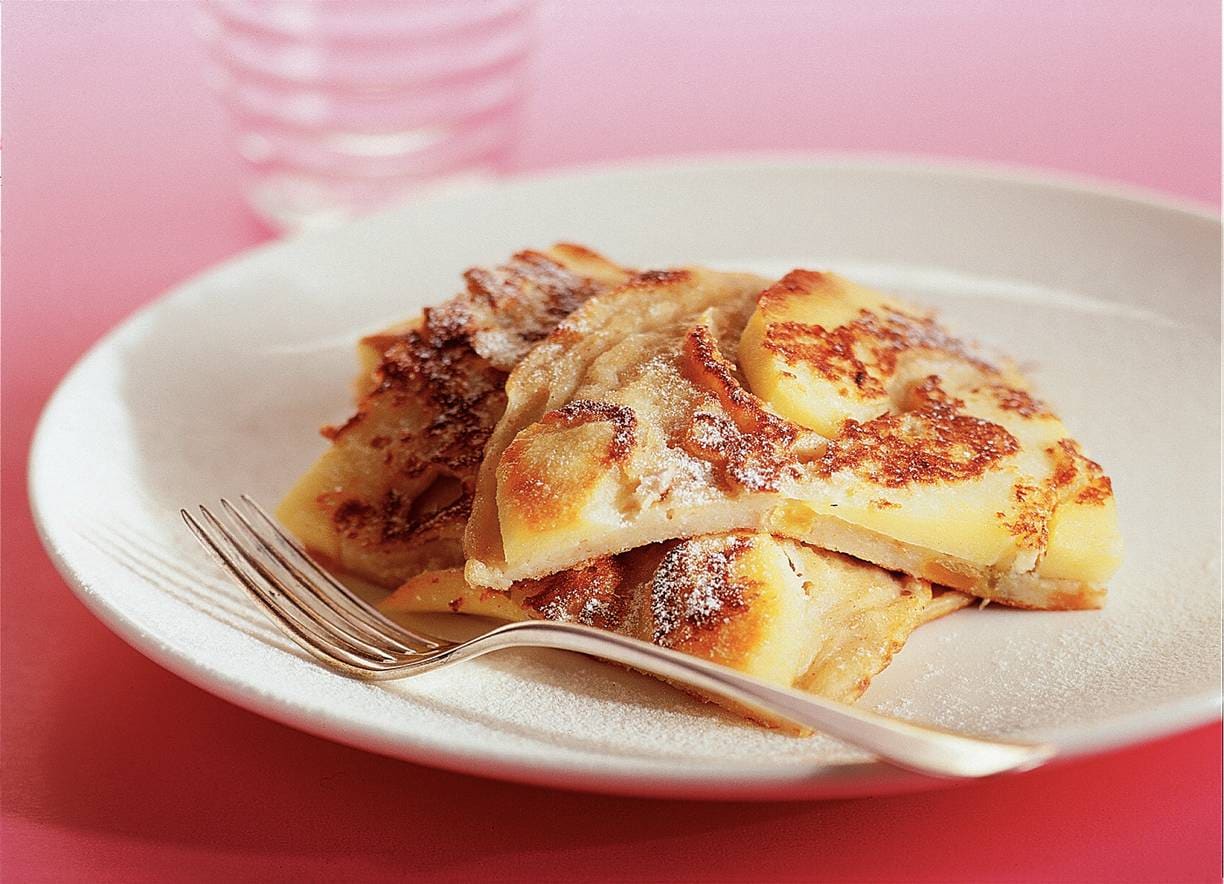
[196,0,534,231]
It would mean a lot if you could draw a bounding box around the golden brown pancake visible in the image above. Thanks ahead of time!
[465,269,1121,609]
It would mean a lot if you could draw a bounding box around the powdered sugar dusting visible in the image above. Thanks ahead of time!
[634,444,714,508]
[651,535,752,645]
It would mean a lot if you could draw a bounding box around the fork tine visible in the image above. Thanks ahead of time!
[238,495,444,650]
[193,505,400,663]
[219,498,421,655]
[181,508,401,675]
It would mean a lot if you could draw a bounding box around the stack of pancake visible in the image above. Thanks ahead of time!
[278,245,1121,726]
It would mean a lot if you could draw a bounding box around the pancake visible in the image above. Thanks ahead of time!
[465,269,1121,608]
[277,245,635,588]
[384,533,972,727]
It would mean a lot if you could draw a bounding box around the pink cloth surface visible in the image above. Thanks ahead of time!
[2,3,1220,882]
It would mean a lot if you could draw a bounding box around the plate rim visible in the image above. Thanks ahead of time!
[487,150,1223,220]
[28,153,1223,799]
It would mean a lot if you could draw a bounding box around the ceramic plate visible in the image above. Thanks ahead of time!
[30,157,1222,799]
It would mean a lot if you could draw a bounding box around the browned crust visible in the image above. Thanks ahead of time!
[980,383,1054,418]
[999,482,1054,551]
[817,377,1020,488]
[539,400,638,464]
[462,250,613,365]
[681,325,796,442]
[756,271,997,396]
[676,325,798,492]
[648,534,758,664]
[329,489,470,545]
[1074,477,1113,505]
[624,268,692,289]
[1045,438,1113,507]
[519,556,629,630]
[755,268,830,312]
[497,415,628,532]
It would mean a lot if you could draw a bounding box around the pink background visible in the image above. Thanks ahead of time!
[3,2,1220,882]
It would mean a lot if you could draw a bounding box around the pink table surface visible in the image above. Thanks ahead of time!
[3,3,1220,882]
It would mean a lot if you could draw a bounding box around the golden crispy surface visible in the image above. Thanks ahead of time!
[384,534,971,726]
[466,268,1120,608]
[277,245,635,588]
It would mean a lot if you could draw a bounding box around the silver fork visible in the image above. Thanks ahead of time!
[182,495,1055,779]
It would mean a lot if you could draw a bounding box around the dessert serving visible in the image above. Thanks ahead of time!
[279,244,1122,725]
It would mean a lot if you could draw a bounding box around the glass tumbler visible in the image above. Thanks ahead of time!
[197,0,535,231]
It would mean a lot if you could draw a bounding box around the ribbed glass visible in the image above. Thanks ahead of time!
[197,0,534,230]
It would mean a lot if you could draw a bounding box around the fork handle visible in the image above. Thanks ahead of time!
[436,619,1054,779]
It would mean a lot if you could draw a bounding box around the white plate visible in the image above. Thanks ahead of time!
[30,157,1222,799]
